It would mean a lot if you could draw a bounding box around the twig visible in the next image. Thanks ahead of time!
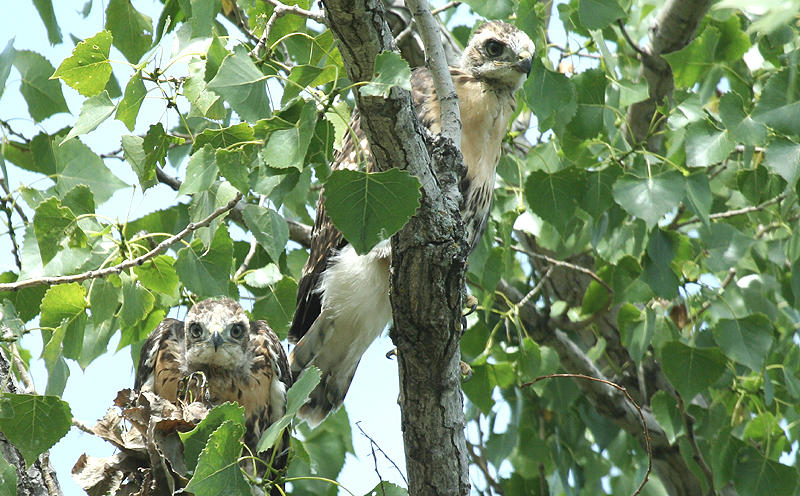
[72,418,95,436]
[675,194,786,228]
[617,19,647,57]
[466,439,504,495]
[0,177,28,224]
[689,267,736,324]
[155,166,182,191]
[395,1,460,44]
[0,196,22,269]
[405,0,461,147]
[0,193,243,291]
[675,393,715,494]
[251,0,326,56]
[522,373,652,496]
[10,346,35,394]
[355,421,408,486]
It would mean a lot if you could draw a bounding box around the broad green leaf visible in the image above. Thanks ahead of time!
[737,166,783,205]
[179,145,219,195]
[215,148,252,193]
[32,0,62,44]
[122,134,157,190]
[712,314,774,371]
[612,171,684,227]
[579,0,625,30]
[207,45,270,122]
[764,138,800,187]
[0,450,16,496]
[283,64,324,104]
[194,123,255,152]
[462,363,494,414]
[13,50,68,122]
[52,30,113,97]
[715,15,751,62]
[118,273,155,327]
[189,0,221,38]
[664,26,719,88]
[700,223,754,272]
[660,342,726,399]
[752,68,800,135]
[618,304,656,362]
[324,169,422,254]
[361,51,412,97]
[175,225,233,297]
[40,282,86,329]
[133,255,179,295]
[33,198,85,265]
[184,420,250,496]
[142,123,184,170]
[364,482,409,496]
[262,100,317,170]
[525,59,578,134]
[61,91,117,144]
[253,277,296,339]
[650,391,683,444]
[0,394,71,468]
[462,0,514,18]
[257,367,321,451]
[0,39,15,100]
[685,171,711,224]
[685,119,735,167]
[105,0,153,63]
[242,205,289,262]
[54,139,128,204]
[525,169,585,232]
[243,264,282,288]
[719,92,767,146]
[116,71,147,130]
[567,68,607,139]
[733,447,796,496]
[179,402,245,473]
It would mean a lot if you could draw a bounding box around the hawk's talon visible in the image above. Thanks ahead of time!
[179,370,208,403]
[460,361,473,381]
[463,294,479,317]
[386,348,397,359]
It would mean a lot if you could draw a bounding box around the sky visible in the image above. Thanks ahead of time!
[0,1,407,495]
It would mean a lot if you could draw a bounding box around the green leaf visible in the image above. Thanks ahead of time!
[618,304,655,362]
[0,39,16,101]
[0,394,71,468]
[462,0,514,18]
[207,45,270,122]
[733,447,796,496]
[578,0,625,30]
[33,198,85,265]
[179,145,219,195]
[105,0,153,63]
[282,64,324,104]
[194,122,255,152]
[712,314,774,371]
[184,420,250,496]
[133,255,179,295]
[253,277,296,340]
[323,169,422,255]
[242,205,289,262]
[567,68,607,139]
[685,171,711,224]
[685,119,735,167]
[116,71,147,130]
[660,342,726,399]
[142,123,184,170]
[215,149,252,193]
[179,402,245,474]
[40,282,87,329]
[612,171,685,228]
[701,223,754,273]
[189,0,221,38]
[54,139,128,204]
[752,68,800,136]
[31,0,62,44]
[363,482,408,496]
[650,391,683,444]
[175,225,233,297]
[262,100,317,170]
[0,449,17,496]
[525,169,585,232]
[13,50,69,122]
[61,91,117,144]
[118,273,155,327]
[719,92,767,146]
[664,26,719,88]
[764,138,800,188]
[524,59,578,134]
[361,51,412,97]
[51,30,113,97]
[122,134,157,190]
[257,367,321,451]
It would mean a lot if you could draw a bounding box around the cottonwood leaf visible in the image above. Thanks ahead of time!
[0,394,72,468]
[261,100,317,170]
[13,50,68,122]
[685,119,735,167]
[764,138,800,187]
[61,91,117,144]
[0,39,15,101]
[118,274,154,327]
[116,71,146,130]
[242,205,289,262]
[525,59,577,134]
[179,145,219,195]
[179,403,245,474]
[257,367,321,451]
[175,225,233,297]
[253,277,296,339]
[105,0,153,63]
[612,171,684,227]
[752,68,800,135]
[32,0,62,44]
[133,255,179,295]
[661,342,726,399]
[324,169,421,255]
[713,314,774,371]
[733,447,796,496]
[51,30,113,97]
[579,0,625,30]
[184,420,250,496]
[525,169,585,232]
[361,51,411,97]
[54,139,127,204]
[33,197,85,265]
[207,45,270,122]
[122,134,157,190]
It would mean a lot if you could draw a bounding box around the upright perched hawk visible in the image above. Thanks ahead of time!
[289,21,534,426]
[134,298,292,488]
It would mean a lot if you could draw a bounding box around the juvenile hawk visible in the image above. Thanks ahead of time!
[134,298,292,489]
[289,21,534,426]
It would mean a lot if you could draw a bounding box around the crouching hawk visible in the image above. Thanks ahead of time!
[288,20,534,426]
[134,298,292,489]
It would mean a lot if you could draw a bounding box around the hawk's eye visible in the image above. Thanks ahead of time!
[188,323,203,339]
[485,40,505,58]
[230,323,246,339]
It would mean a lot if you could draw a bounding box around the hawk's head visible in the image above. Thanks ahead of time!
[461,21,534,92]
[184,298,250,370]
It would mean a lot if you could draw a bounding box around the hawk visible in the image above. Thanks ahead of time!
[289,21,534,426]
[134,297,292,490]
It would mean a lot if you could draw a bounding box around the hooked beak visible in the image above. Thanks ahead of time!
[210,332,223,351]
[516,51,532,76]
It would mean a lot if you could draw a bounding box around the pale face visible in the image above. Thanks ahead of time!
[183,299,250,370]
[461,21,535,91]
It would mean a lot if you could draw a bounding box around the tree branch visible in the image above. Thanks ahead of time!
[0,193,243,292]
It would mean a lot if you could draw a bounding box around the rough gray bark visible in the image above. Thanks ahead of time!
[0,348,63,496]
[321,1,470,495]
[624,0,712,148]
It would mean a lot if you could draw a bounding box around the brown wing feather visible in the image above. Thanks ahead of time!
[134,318,184,400]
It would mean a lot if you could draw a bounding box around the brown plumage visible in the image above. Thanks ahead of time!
[134,298,292,492]
[289,20,534,426]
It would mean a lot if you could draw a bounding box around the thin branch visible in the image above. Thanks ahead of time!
[0,177,29,223]
[355,421,408,486]
[522,373,652,496]
[617,19,647,57]
[155,167,182,191]
[0,193,243,292]
[675,393,715,494]
[394,1,460,44]
[71,418,95,436]
[676,194,786,228]
[405,0,461,147]
[466,440,504,495]
[0,196,22,269]
[252,0,326,56]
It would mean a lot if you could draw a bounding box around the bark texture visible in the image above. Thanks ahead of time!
[321,1,470,495]
[0,348,63,496]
